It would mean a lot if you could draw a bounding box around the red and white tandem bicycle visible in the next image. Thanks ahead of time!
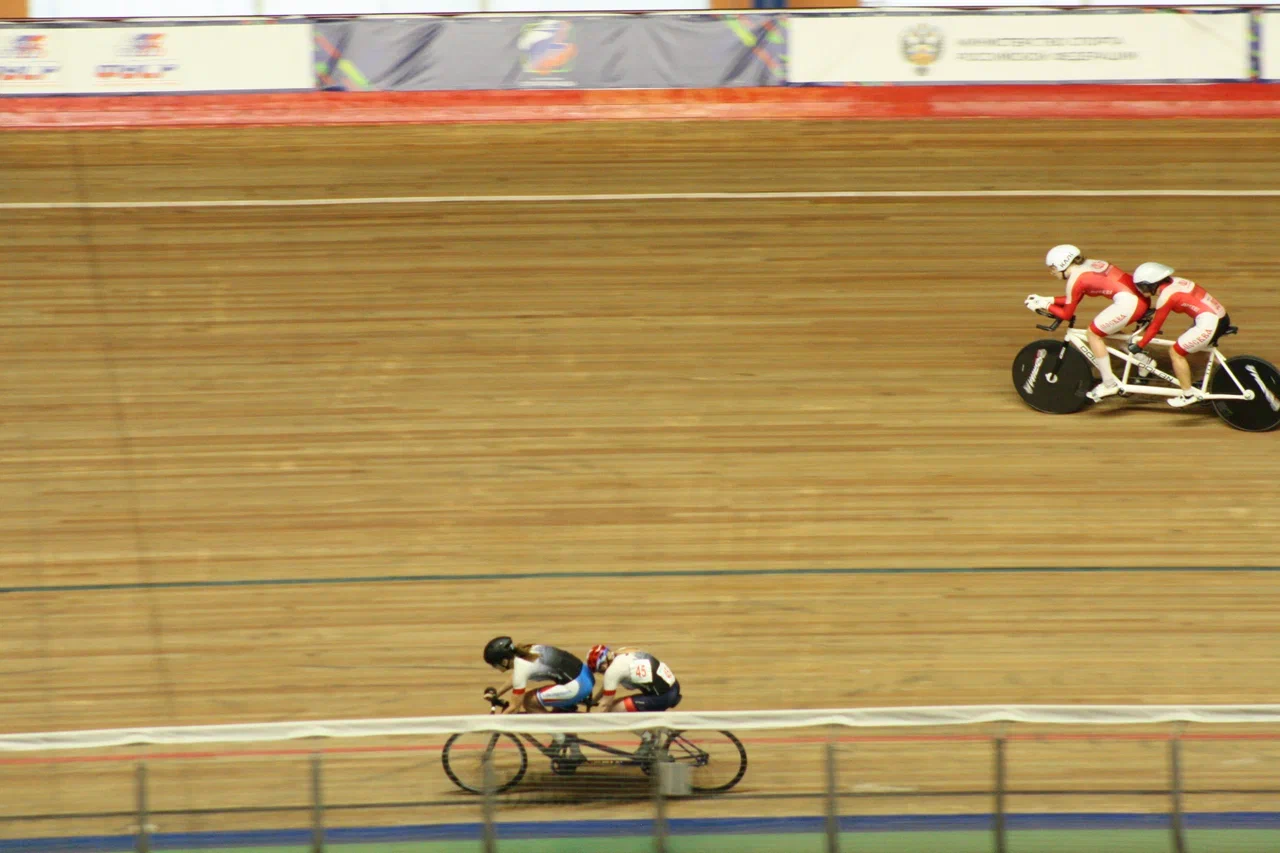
[1013,308,1280,432]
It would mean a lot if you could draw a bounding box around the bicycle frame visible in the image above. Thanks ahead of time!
[1062,327,1256,402]
[484,695,652,764]
[518,731,648,763]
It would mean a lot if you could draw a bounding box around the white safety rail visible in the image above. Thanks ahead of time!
[7,705,1280,751]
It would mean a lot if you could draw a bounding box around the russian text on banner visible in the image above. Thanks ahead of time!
[790,9,1251,85]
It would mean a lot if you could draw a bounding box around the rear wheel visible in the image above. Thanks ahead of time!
[658,730,748,793]
[1211,356,1280,432]
[1012,339,1095,414]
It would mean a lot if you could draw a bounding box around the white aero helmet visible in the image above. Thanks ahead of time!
[1133,262,1175,290]
[1045,244,1083,273]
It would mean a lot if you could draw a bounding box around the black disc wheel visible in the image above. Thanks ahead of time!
[1211,356,1280,432]
[442,731,528,794]
[1012,339,1096,414]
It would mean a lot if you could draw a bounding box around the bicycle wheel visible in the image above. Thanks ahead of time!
[1011,339,1095,414]
[1211,355,1280,432]
[441,731,528,794]
[661,730,748,794]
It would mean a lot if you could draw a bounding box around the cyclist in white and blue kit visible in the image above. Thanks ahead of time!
[482,636,593,714]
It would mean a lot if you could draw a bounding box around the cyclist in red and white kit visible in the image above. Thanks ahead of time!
[1025,244,1149,402]
[585,645,681,714]
[1126,262,1230,408]
[584,644,681,759]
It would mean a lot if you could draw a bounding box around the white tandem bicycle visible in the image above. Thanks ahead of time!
[1012,308,1280,432]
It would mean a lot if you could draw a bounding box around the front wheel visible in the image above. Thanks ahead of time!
[659,730,748,794]
[442,731,528,794]
[1012,339,1095,414]
[1211,355,1280,432]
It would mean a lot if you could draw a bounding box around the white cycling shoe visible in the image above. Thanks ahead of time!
[1086,381,1122,403]
[1168,389,1206,408]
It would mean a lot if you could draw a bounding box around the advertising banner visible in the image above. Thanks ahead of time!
[30,0,711,15]
[1262,10,1280,81]
[314,14,784,91]
[0,23,314,95]
[859,0,1250,6]
[0,30,65,91]
[790,10,1251,84]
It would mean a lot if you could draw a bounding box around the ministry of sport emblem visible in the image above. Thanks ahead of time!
[901,24,943,75]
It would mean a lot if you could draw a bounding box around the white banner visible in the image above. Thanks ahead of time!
[1263,10,1280,81]
[29,0,711,14]
[860,0,1252,6]
[0,24,314,95]
[790,11,1252,84]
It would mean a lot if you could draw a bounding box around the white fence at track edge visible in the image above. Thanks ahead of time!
[6,704,1280,752]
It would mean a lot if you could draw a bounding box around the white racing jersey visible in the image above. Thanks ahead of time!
[512,645,583,691]
[601,650,677,696]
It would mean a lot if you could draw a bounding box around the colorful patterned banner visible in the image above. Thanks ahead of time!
[314,15,785,91]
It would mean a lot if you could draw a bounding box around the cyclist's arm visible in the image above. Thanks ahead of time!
[1048,278,1084,320]
[1137,299,1175,349]
[595,663,624,708]
[1047,300,1077,321]
[501,675,536,715]
[500,659,536,710]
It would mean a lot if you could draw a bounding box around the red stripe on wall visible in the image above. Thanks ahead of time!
[5,85,1280,130]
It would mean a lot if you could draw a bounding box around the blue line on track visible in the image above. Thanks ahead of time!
[4,812,1280,850]
[2,565,1277,595]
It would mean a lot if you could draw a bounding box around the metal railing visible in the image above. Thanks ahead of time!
[5,708,1280,852]
[31,726,1275,853]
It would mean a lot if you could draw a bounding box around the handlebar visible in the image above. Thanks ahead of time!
[1034,308,1065,332]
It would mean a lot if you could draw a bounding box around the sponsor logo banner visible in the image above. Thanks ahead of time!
[0,32,63,89]
[0,24,314,95]
[791,11,1251,84]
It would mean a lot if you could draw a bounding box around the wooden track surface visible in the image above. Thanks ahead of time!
[2,121,1280,832]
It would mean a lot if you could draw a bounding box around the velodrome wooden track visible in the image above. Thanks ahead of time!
[3,121,1280,835]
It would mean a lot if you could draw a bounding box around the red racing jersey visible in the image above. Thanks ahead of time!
[1047,259,1146,321]
[1136,278,1227,349]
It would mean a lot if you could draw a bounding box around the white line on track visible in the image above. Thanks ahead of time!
[2,188,1279,211]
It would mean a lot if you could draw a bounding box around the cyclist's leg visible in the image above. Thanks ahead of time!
[1172,315,1219,394]
[614,685,681,755]
[531,667,593,757]
[615,682,681,713]
[533,664,593,712]
[1088,293,1140,385]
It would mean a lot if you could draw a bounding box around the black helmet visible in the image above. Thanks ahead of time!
[484,636,516,669]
